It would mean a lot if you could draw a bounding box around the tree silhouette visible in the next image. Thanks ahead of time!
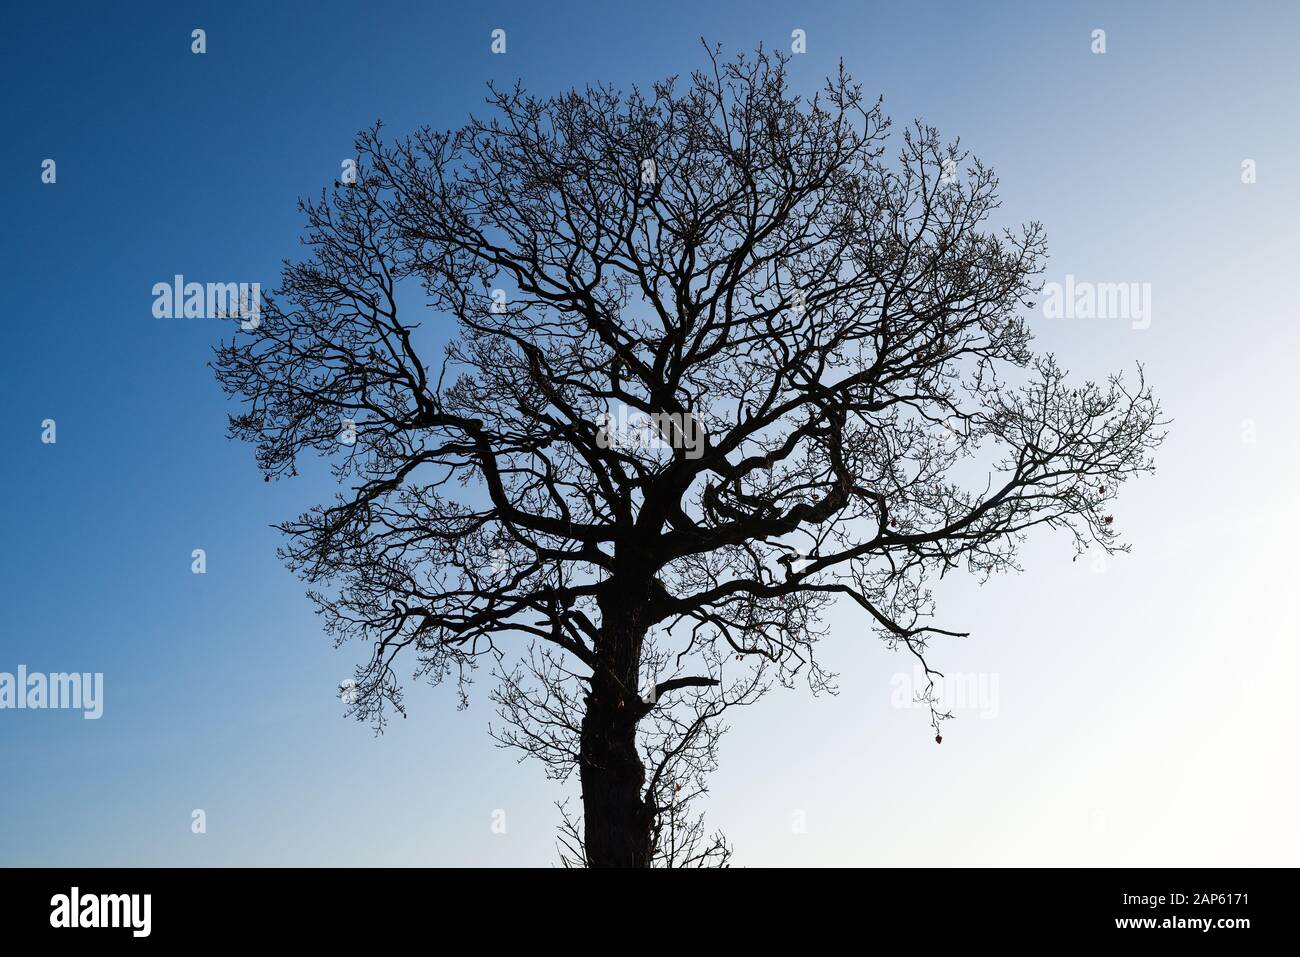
[214,45,1163,867]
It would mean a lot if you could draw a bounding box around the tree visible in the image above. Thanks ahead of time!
[214,45,1163,867]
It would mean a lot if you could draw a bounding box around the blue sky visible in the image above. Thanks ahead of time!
[2,0,1298,866]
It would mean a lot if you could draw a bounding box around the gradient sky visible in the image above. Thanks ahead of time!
[2,0,1298,866]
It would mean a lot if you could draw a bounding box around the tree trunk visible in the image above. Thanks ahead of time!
[580,608,652,867]
[579,692,652,866]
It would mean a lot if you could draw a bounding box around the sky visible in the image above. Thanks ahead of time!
[2,0,1298,866]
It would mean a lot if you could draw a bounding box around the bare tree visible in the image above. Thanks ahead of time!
[214,45,1163,867]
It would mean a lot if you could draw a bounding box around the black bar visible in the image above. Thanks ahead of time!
[0,867,1278,943]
